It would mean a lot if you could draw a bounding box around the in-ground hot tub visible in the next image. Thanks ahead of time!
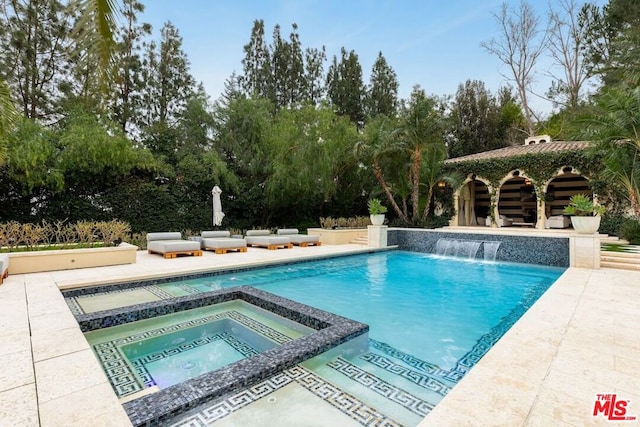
[75,286,369,427]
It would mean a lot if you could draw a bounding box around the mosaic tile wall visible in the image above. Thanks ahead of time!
[388,229,570,267]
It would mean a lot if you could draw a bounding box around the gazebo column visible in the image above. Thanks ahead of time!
[536,198,546,230]
[450,193,460,226]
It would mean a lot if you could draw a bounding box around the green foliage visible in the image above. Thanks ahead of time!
[6,119,64,193]
[367,198,387,215]
[620,218,640,244]
[599,212,626,236]
[58,112,156,178]
[563,194,606,216]
[327,48,366,125]
[366,52,399,118]
[264,104,361,224]
[447,80,514,157]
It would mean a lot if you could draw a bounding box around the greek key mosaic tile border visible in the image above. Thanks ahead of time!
[65,297,84,316]
[359,352,452,396]
[168,365,402,427]
[65,285,175,315]
[93,310,293,397]
[328,357,434,417]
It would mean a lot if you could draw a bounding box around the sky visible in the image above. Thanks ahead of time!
[139,0,607,117]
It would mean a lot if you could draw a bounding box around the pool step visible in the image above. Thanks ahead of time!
[350,236,368,245]
[600,235,629,245]
[600,250,640,271]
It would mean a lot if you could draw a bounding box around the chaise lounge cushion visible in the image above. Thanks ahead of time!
[497,215,513,227]
[245,230,292,249]
[276,228,321,246]
[546,215,571,229]
[200,230,247,252]
[146,232,202,257]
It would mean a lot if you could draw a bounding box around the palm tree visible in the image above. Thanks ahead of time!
[355,115,409,222]
[356,89,456,225]
[581,86,640,217]
[0,80,18,164]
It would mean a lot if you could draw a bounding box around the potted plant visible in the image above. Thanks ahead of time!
[368,198,388,226]
[563,194,605,234]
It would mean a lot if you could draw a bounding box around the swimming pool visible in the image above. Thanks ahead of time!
[69,250,564,425]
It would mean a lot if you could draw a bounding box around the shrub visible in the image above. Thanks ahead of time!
[319,216,370,228]
[0,219,131,252]
[599,214,626,237]
[620,218,640,244]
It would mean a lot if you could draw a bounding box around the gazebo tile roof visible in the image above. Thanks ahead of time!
[444,140,590,164]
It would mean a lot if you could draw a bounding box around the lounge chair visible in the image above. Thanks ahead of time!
[276,228,321,247]
[245,230,292,250]
[201,231,247,254]
[546,215,571,229]
[147,232,203,259]
[0,253,8,285]
[497,215,513,227]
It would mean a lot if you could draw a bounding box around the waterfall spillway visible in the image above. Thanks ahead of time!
[435,239,502,261]
[435,239,482,259]
[483,241,501,261]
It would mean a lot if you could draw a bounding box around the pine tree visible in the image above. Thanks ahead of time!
[366,51,399,118]
[240,20,272,99]
[326,48,365,126]
[111,0,151,135]
[0,0,71,121]
[448,80,511,158]
[303,46,326,104]
[140,21,195,127]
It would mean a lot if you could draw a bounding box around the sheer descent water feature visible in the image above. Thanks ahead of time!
[388,229,570,267]
[435,239,502,261]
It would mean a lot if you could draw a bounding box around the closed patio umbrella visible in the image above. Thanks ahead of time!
[212,185,225,226]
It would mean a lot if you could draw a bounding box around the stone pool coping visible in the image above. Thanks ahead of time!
[77,285,368,427]
[2,241,640,426]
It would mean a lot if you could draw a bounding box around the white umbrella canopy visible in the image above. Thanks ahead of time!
[212,185,225,226]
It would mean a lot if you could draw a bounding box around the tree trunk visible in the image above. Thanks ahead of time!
[411,148,421,220]
[421,186,434,221]
[373,160,407,222]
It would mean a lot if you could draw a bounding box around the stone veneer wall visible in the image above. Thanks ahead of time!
[388,229,569,267]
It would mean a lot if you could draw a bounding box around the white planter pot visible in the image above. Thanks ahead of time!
[570,216,601,234]
[370,214,385,226]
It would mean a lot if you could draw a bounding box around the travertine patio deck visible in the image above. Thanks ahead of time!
[1,242,638,426]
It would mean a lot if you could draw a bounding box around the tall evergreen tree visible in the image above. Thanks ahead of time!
[0,0,70,121]
[240,20,272,99]
[269,23,305,109]
[326,48,365,125]
[448,80,512,157]
[366,51,399,118]
[303,46,326,104]
[140,21,195,127]
[270,24,287,108]
[111,0,151,135]
[582,0,640,89]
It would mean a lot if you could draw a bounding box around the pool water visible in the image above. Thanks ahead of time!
[75,251,565,425]
[157,251,564,371]
[84,300,315,398]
